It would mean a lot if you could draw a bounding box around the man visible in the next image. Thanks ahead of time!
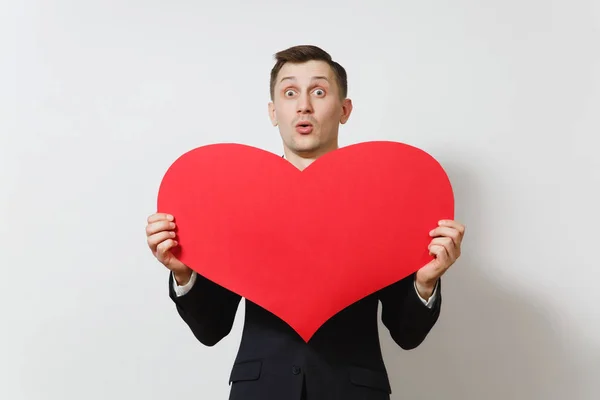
[145,45,465,400]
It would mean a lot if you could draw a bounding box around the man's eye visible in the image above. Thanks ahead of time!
[314,89,325,96]
[285,90,295,97]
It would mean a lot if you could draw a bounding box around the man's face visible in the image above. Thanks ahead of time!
[268,60,352,159]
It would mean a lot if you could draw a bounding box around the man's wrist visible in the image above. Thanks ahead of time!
[414,276,438,300]
[173,270,193,286]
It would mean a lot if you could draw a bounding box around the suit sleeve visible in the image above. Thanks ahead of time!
[168,271,242,347]
[378,272,441,350]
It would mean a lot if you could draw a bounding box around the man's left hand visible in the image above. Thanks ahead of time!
[415,219,466,298]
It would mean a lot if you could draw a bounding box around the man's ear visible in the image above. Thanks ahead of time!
[268,102,277,126]
[340,98,353,124]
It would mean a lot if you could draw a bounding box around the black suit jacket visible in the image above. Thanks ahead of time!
[169,271,441,400]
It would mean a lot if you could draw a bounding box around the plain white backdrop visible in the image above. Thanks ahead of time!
[2,0,599,399]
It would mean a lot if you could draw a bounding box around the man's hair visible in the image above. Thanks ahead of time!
[269,45,348,101]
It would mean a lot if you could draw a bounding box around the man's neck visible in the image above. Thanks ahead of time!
[283,153,316,171]
[283,145,338,171]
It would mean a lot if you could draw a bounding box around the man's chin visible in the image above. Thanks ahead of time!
[292,141,321,154]
[292,144,339,159]
[290,135,319,149]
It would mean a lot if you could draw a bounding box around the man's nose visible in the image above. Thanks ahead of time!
[297,94,313,114]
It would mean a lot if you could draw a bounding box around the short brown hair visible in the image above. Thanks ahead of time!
[269,45,348,101]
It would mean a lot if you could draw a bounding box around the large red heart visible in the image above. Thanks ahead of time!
[157,141,453,342]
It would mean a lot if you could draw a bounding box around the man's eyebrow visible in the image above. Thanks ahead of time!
[279,76,330,83]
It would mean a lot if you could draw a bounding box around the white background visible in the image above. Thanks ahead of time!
[2,0,599,399]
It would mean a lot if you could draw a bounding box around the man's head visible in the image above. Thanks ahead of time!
[268,45,352,169]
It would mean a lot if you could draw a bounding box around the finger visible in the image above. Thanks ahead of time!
[438,219,465,235]
[156,238,178,258]
[147,231,177,251]
[429,236,456,252]
[147,213,174,224]
[146,220,176,236]
[429,226,463,246]
[429,244,449,267]
[430,237,458,261]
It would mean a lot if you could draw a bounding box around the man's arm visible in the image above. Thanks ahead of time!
[378,273,441,350]
[145,212,242,346]
[379,219,464,349]
[169,271,242,347]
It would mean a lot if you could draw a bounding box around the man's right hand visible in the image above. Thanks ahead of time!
[146,212,193,285]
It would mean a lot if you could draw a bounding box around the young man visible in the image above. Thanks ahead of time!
[145,45,465,400]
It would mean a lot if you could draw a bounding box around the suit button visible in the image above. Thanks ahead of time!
[292,365,301,375]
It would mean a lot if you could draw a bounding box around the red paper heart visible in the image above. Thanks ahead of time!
[157,141,454,342]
